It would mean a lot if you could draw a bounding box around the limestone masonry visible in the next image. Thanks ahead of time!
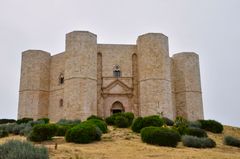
[18,31,204,122]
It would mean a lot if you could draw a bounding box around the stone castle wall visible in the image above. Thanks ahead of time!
[18,31,204,122]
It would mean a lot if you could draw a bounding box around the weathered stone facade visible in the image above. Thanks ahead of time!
[18,31,204,122]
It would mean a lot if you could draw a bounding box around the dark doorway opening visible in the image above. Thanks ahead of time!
[111,101,124,114]
[112,109,123,114]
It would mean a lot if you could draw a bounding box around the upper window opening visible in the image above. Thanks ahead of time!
[59,99,63,107]
[113,65,121,78]
[59,73,64,84]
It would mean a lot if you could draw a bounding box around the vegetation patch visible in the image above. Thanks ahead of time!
[224,136,240,148]
[186,127,208,138]
[141,126,180,147]
[0,140,48,159]
[132,115,164,133]
[182,135,216,148]
[198,119,223,133]
[28,124,58,142]
[87,115,103,121]
[16,118,33,124]
[65,122,101,144]
[84,119,108,133]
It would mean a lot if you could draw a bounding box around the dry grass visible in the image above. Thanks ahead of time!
[1,125,240,159]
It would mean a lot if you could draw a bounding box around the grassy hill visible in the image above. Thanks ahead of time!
[1,125,240,159]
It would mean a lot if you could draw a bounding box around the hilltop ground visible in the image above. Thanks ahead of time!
[1,125,240,159]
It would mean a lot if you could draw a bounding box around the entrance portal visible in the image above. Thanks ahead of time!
[111,101,124,114]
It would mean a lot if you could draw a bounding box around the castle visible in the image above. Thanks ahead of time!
[18,31,204,122]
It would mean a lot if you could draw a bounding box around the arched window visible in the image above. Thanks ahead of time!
[59,99,63,107]
[59,73,64,84]
[113,65,121,78]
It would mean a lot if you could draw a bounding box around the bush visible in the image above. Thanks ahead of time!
[56,125,72,136]
[0,123,16,134]
[0,140,48,159]
[188,121,202,129]
[28,124,58,142]
[16,118,33,124]
[105,112,134,127]
[87,115,103,121]
[173,116,189,135]
[57,119,81,126]
[0,119,16,124]
[182,135,216,148]
[105,116,115,125]
[85,119,108,133]
[224,136,240,147]
[162,117,174,126]
[141,126,180,147]
[0,129,8,138]
[198,119,223,133]
[186,127,207,138]
[123,112,135,126]
[131,117,143,133]
[141,115,164,129]
[131,115,164,133]
[115,116,129,128]
[19,124,32,136]
[12,123,28,135]
[65,123,101,144]
[37,118,50,124]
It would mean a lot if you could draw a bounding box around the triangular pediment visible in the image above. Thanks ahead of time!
[102,79,132,95]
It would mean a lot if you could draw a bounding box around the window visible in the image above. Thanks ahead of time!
[113,65,121,78]
[59,73,64,84]
[59,99,63,107]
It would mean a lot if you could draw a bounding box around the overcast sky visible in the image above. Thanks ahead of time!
[0,0,240,127]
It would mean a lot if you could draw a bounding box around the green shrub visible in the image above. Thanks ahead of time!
[0,129,8,138]
[105,116,115,125]
[85,119,108,133]
[0,140,48,159]
[198,119,223,133]
[188,121,202,129]
[141,126,180,147]
[37,118,50,124]
[56,125,72,136]
[16,118,33,124]
[123,112,135,126]
[162,117,174,126]
[115,116,129,128]
[65,123,101,144]
[0,123,16,134]
[28,124,58,142]
[186,127,207,137]
[182,135,216,148]
[141,115,164,129]
[0,119,16,124]
[57,119,81,126]
[12,123,28,135]
[87,115,103,121]
[105,112,134,126]
[131,117,143,133]
[173,116,189,135]
[19,124,32,136]
[224,136,240,147]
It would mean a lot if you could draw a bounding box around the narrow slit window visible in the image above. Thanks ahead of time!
[59,73,64,84]
[59,99,63,107]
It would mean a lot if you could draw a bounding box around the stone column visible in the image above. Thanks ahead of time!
[172,52,204,120]
[137,33,174,119]
[64,31,97,120]
[18,50,50,119]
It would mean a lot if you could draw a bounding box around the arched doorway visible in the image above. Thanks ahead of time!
[111,101,125,114]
